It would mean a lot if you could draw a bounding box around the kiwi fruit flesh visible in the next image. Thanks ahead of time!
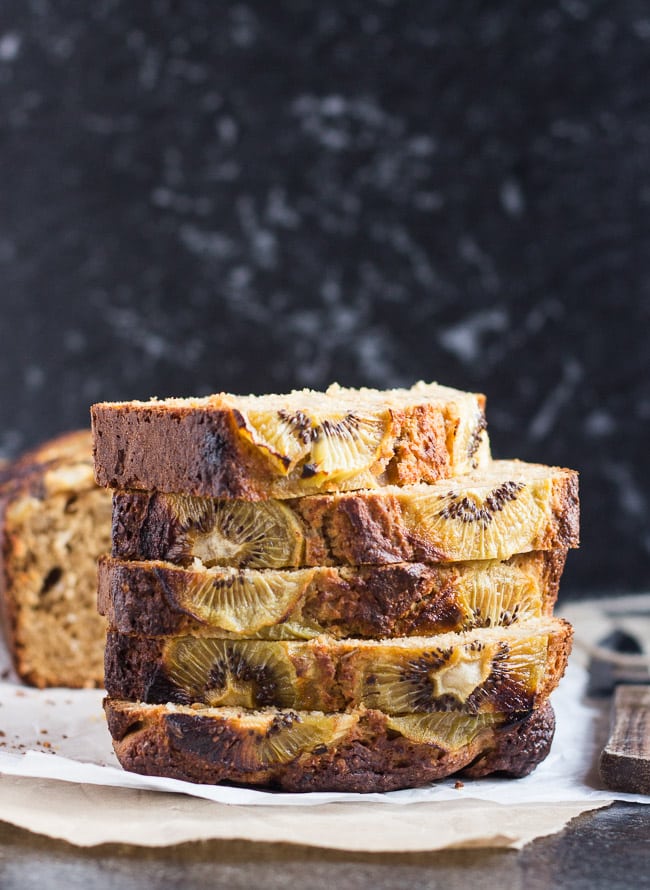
[400,464,563,561]
[457,561,543,628]
[164,638,299,709]
[175,568,317,633]
[361,633,549,714]
[234,710,355,769]
[386,711,501,748]
[169,496,306,569]
[241,407,391,484]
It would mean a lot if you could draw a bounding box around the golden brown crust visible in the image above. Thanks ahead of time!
[0,431,112,688]
[104,698,556,792]
[103,620,573,715]
[111,462,579,567]
[98,550,566,638]
[91,384,490,499]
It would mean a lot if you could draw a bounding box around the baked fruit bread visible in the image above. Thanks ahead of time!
[111,461,579,568]
[0,431,112,687]
[104,618,572,715]
[93,380,579,793]
[104,698,556,792]
[92,382,491,499]
[98,550,567,638]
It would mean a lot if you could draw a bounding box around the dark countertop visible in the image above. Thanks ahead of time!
[0,802,648,890]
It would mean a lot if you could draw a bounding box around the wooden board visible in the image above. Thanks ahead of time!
[599,685,650,795]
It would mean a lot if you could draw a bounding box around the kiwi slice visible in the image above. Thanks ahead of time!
[165,638,298,708]
[386,712,501,750]
[447,397,491,470]
[491,635,548,689]
[240,409,313,473]
[232,710,354,770]
[177,498,306,568]
[458,563,541,629]
[362,639,501,713]
[306,413,389,483]
[176,568,316,633]
[239,408,390,484]
[403,479,548,561]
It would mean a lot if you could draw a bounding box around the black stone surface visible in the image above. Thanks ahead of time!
[0,1,649,593]
[0,803,648,890]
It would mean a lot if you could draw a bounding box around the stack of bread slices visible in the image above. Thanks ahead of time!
[92,382,579,792]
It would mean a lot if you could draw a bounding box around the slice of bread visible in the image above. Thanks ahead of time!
[92,381,490,498]
[98,549,567,638]
[111,460,579,568]
[103,618,573,715]
[104,697,556,792]
[0,431,112,687]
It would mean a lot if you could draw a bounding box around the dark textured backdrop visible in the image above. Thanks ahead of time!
[1,0,649,595]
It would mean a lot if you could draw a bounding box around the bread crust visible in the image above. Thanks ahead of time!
[104,698,556,792]
[91,385,490,499]
[111,462,579,567]
[103,620,573,715]
[0,431,111,688]
[98,550,566,638]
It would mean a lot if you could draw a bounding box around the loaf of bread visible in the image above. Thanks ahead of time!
[111,461,579,568]
[98,549,566,638]
[93,380,578,793]
[0,431,112,687]
[104,698,556,792]
[104,618,573,715]
[92,382,490,499]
